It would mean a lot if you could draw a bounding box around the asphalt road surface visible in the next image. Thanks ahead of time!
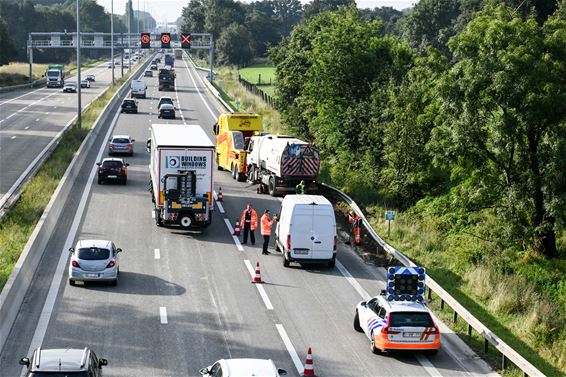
[0,58,141,199]
[0,54,497,377]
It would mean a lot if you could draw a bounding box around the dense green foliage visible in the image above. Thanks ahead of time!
[0,17,16,66]
[270,1,566,372]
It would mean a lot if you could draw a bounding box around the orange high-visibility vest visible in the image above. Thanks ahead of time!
[261,214,276,236]
[241,209,258,230]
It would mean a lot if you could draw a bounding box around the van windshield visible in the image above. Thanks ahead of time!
[389,312,434,327]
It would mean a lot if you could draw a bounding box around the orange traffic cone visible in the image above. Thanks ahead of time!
[217,187,223,202]
[354,226,361,245]
[233,219,241,236]
[252,262,262,283]
[303,347,315,376]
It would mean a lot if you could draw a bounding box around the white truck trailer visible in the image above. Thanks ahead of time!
[147,124,214,229]
[246,135,320,196]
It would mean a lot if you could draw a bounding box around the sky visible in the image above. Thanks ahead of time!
[96,1,417,24]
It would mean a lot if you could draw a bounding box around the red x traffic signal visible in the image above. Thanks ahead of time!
[180,33,191,49]
[140,33,151,49]
[160,33,171,49]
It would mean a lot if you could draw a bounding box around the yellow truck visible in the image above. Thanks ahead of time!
[213,113,262,181]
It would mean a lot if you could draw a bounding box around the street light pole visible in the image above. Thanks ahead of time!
[111,0,114,86]
[76,0,81,127]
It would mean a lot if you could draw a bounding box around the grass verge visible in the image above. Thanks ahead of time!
[0,74,129,291]
[209,64,565,376]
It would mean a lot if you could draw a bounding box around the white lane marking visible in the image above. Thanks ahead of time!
[183,57,217,121]
[24,126,29,130]
[223,218,244,251]
[21,106,123,377]
[154,248,161,259]
[45,112,49,115]
[275,324,304,375]
[160,307,168,324]
[244,260,274,310]
[213,191,225,214]
[415,354,443,377]
[0,92,59,126]
[174,80,185,125]
[335,260,441,377]
[35,118,39,122]
[335,261,371,301]
[10,136,16,139]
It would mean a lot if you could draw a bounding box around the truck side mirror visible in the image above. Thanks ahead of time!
[146,139,151,152]
[19,357,30,366]
[212,123,219,135]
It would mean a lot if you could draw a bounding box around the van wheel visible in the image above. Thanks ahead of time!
[268,176,277,196]
[354,311,363,332]
[179,213,194,230]
[328,259,335,268]
[283,256,290,267]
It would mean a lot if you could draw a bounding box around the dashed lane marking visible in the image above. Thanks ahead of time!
[223,218,244,251]
[160,307,168,324]
[244,259,274,310]
[275,324,304,375]
[154,248,160,259]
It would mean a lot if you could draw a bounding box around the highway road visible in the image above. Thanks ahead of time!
[0,58,142,203]
[0,54,497,376]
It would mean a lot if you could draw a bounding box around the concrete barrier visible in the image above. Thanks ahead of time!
[0,57,151,355]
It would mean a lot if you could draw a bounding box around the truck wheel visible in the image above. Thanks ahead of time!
[179,213,194,230]
[216,154,223,170]
[155,209,163,227]
[237,172,246,182]
[268,177,277,197]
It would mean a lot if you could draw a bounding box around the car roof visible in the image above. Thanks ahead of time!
[282,194,331,206]
[76,240,112,249]
[101,157,125,163]
[111,135,131,140]
[222,359,278,376]
[375,295,431,313]
[159,96,173,101]
[31,349,89,372]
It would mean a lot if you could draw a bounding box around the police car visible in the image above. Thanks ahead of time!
[353,266,440,354]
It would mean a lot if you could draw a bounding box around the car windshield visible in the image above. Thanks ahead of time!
[112,138,130,144]
[389,312,434,327]
[77,247,110,260]
[102,160,123,168]
[123,100,135,105]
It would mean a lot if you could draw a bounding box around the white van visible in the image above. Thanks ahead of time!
[275,195,337,268]
[130,80,147,99]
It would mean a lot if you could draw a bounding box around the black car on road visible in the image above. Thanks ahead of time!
[97,158,129,185]
[121,99,138,114]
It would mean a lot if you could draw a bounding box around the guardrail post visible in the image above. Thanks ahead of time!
[484,338,489,353]
[427,287,432,300]
[453,310,458,323]
[440,299,445,310]
[502,354,507,370]
[467,324,472,336]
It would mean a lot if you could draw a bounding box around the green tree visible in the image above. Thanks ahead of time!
[302,0,354,20]
[204,0,245,37]
[216,23,253,66]
[0,17,16,66]
[435,4,566,258]
[401,0,460,54]
[270,0,302,36]
[245,9,281,56]
[181,0,206,33]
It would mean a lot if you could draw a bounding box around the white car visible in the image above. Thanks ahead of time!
[157,96,174,110]
[199,359,287,377]
[80,79,90,88]
[68,240,122,286]
[354,293,440,354]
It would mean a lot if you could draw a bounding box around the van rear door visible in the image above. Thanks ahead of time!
[311,205,335,260]
[289,205,313,260]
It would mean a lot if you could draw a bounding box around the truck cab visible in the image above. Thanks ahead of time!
[46,65,65,88]
[213,113,262,181]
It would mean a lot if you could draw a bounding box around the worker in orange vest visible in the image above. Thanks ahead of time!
[260,209,278,255]
[241,203,258,245]
[348,211,361,245]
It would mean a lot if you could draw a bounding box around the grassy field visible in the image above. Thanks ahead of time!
[0,74,129,291]
[209,62,564,376]
[239,64,276,85]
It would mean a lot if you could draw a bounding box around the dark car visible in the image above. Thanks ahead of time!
[97,158,128,184]
[158,103,175,119]
[86,74,96,81]
[121,99,138,114]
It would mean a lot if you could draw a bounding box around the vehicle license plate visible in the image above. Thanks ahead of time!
[294,249,309,255]
[87,273,98,278]
[108,175,117,178]
[403,332,420,338]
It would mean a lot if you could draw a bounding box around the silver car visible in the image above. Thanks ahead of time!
[68,240,122,286]
[108,135,134,156]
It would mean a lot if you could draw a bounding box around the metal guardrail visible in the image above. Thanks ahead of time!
[321,182,546,377]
